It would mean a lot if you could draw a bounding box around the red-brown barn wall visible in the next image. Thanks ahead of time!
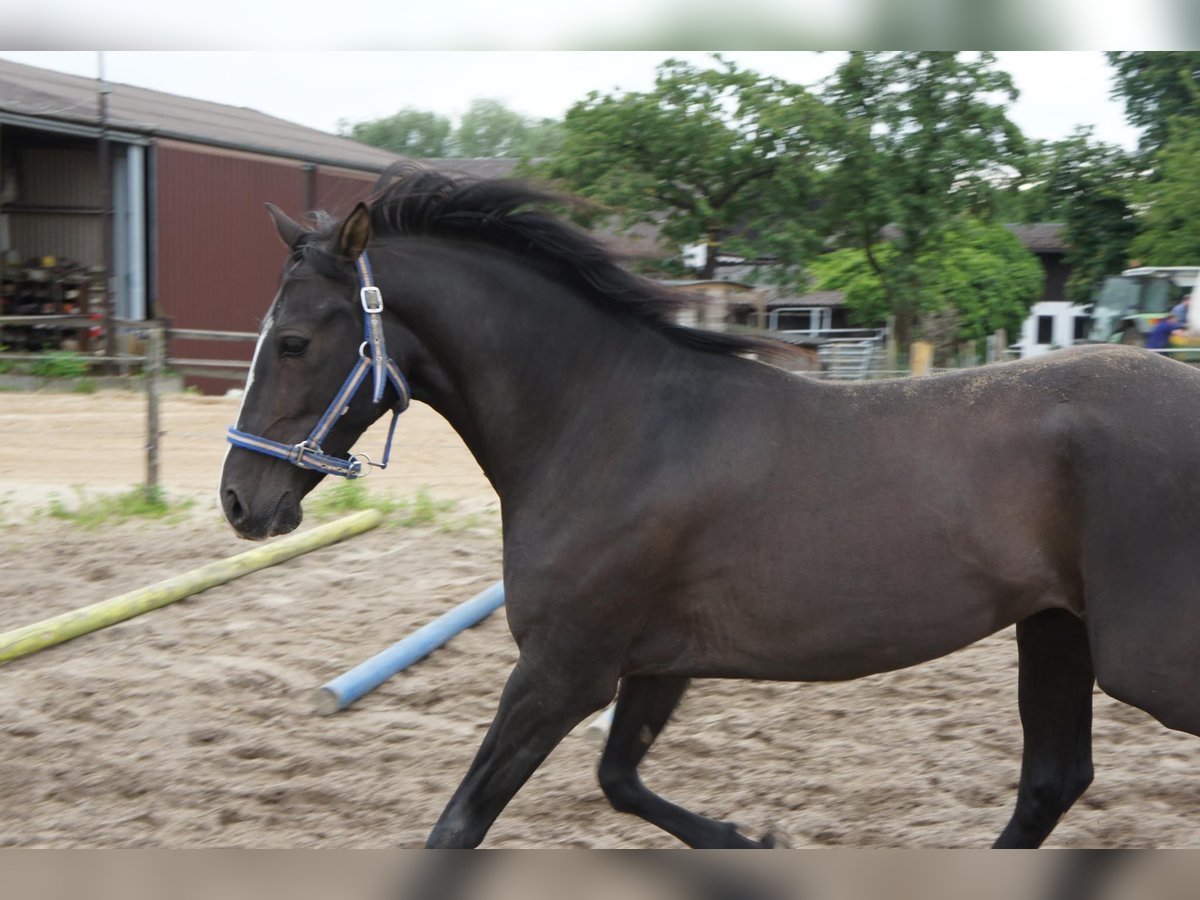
[153,141,380,393]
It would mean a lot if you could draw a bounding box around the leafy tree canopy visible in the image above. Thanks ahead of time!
[341,99,563,160]
[454,99,564,158]
[818,51,1025,346]
[999,127,1140,301]
[1129,118,1200,265]
[1106,52,1200,156]
[529,54,828,280]
[338,109,452,158]
[809,218,1043,344]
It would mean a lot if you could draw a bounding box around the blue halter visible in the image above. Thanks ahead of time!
[226,253,411,479]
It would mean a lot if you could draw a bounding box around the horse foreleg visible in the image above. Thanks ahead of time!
[598,675,772,848]
[425,656,612,848]
[994,608,1095,848]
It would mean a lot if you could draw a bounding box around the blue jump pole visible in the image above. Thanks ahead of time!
[312,579,505,715]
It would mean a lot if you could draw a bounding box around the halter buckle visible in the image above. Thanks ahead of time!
[292,440,321,464]
[360,286,383,314]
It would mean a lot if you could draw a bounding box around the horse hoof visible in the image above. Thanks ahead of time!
[757,827,792,849]
[731,823,790,849]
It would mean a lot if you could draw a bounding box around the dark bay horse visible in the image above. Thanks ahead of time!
[220,165,1200,848]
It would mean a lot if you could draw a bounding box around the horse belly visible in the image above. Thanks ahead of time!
[628,569,1027,682]
[626,476,1073,682]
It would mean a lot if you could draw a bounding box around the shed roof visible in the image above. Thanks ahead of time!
[0,58,403,172]
[879,221,1067,254]
[419,158,520,180]
[660,279,759,291]
[1004,223,1067,253]
[771,290,846,308]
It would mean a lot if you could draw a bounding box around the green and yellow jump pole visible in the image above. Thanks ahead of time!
[0,509,383,664]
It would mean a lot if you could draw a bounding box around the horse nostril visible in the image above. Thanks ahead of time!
[224,488,245,525]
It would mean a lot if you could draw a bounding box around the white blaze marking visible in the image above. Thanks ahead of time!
[236,309,275,428]
[220,308,276,523]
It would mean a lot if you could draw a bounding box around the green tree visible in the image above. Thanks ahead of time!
[338,109,453,158]
[819,51,1025,348]
[529,54,827,280]
[1129,119,1200,264]
[1106,52,1200,156]
[810,218,1043,345]
[516,118,566,159]
[453,99,533,157]
[1000,127,1139,300]
[344,100,563,160]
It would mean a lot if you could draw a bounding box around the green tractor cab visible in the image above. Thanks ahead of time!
[1088,267,1200,347]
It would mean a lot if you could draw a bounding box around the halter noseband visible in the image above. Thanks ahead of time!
[226,253,411,480]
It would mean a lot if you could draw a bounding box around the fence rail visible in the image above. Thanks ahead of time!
[0,314,99,328]
[169,328,258,343]
[0,318,256,378]
[0,318,254,498]
[9,314,1200,500]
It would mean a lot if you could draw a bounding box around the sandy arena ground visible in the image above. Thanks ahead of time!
[0,389,1197,848]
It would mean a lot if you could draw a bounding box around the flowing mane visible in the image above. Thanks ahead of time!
[309,163,777,359]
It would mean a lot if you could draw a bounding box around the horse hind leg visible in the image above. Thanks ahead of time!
[598,675,774,848]
[994,608,1096,848]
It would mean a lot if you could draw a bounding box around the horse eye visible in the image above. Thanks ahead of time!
[280,335,309,357]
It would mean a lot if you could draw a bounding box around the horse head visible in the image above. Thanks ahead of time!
[219,202,411,539]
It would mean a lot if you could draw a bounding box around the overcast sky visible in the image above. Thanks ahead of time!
[0,50,1142,151]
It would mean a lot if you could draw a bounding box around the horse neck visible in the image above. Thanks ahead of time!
[376,240,698,499]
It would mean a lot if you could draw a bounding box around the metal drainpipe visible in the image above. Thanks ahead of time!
[303,162,317,216]
[97,52,116,365]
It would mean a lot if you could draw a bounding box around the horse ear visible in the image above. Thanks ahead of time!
[335,203,372,262]
[265,203,306,248]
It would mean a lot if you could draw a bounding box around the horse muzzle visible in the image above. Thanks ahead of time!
[221,484,303,540]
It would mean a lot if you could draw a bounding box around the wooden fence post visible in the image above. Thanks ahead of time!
[910,340,933,376]
[145,321,165,500]
[886,316,898,372]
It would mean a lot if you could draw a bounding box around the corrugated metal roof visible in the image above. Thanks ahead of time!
[0,58,404,172]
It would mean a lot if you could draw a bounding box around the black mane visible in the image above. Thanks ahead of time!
[314,163,778,360]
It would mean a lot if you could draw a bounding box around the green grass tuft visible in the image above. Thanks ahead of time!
[31,351,90,379]
[307,483,467,529]
[305,481,388,517]
[397,486,458,528]
[44,486,195,528]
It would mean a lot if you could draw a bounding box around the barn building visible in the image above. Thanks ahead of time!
[0,58,403,390]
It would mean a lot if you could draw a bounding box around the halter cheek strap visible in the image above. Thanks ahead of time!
[226,252,411,480]
[357,253,389,405]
